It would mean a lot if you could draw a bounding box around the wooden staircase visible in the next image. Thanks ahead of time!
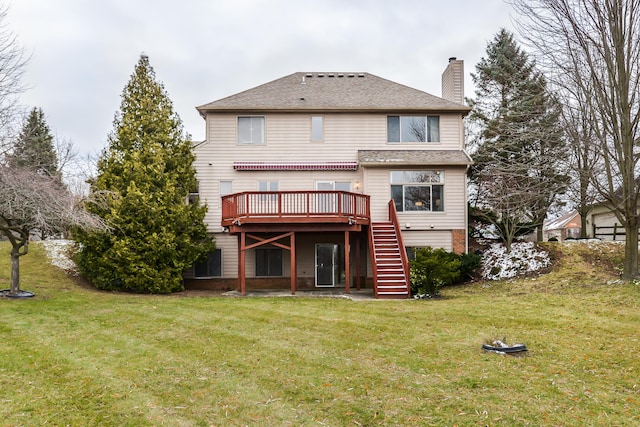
[370,220,410,299]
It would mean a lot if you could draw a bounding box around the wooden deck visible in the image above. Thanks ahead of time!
[222,191,370,229]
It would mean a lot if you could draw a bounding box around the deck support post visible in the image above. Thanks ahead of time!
[238,232,246,296]
[290,232,296,295]
[344,230,351,294]
[355,235,361,290]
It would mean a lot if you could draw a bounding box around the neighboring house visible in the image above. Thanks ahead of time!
[544,210,581,241]
[586,203,626,241]
[184,59,472,298]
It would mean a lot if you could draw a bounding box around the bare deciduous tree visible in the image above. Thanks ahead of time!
[0,165,105,296]
[560,89,601,238]
[471,155,544,250]
[0,4,28,157]
[511,0,640,278]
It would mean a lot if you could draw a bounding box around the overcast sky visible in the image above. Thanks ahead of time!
[9,0,514,156]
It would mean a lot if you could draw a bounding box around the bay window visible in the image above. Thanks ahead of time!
[391,170,444,212]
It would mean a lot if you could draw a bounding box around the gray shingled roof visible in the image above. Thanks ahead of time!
[197,72,470,113]
[358,150,473,166]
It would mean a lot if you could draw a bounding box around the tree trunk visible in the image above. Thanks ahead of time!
[536,225,544,242]
[579,211,588,239]
[9,249,20,295]
[622,222,639,279]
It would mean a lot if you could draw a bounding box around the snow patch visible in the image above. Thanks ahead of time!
[481,242,551,280]
[40,240,77,273]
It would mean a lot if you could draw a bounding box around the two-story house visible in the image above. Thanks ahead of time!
[186,59,472,298]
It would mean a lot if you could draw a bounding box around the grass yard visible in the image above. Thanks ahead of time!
[1,241,639,426]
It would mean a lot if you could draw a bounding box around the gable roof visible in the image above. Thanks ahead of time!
[544,210,581,231]
[197,72,470,115]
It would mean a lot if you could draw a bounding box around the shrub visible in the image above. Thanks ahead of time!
[459,252,482,280]
[410,247,462,297]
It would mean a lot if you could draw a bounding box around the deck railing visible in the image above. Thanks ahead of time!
[389,199,411,289]
[222,191,370,225]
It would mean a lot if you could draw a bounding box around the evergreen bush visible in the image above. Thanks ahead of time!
[409,247,462,297]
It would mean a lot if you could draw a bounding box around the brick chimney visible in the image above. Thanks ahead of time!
[441,57,464,105]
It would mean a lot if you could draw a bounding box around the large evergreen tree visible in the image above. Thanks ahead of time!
[9,107,58,177]
[468,29,567,248]
[75,54,213,293]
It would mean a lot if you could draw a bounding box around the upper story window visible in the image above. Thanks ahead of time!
[238,116,265,145]
[391,170,444,212]
[311,116,324,141]
[220,180,233,197]
[387,116,440,143]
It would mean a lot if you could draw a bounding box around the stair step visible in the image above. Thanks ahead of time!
[371,221,409,299]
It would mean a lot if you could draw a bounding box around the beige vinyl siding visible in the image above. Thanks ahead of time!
[194,111,469,271]
[211,234,237,278]
[438,114,465,150]
[212,232,351,279]
[363,167,467,230]
[402,230,453,252]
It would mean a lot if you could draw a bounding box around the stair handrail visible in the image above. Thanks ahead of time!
[388,200,410,297]
[368,224,379,298]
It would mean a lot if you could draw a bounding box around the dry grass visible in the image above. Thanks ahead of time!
[0,241,639,426]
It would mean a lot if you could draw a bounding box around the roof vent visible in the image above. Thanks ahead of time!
[317,73,324,77]
[328,73,335,77]
[358,73,365,78]
[348,73,355,78]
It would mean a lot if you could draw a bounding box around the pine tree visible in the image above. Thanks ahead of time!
[75,54,213,293]
[9,107,58,177]
[468,29,567,248]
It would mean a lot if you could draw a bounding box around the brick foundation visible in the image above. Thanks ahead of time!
[451,229,467,254]
[185,276,372,292]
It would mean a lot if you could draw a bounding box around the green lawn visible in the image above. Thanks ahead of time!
[1,241,639,426]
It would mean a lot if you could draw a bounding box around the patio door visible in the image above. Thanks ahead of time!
[316,181,351,213]
[315,243,345,287]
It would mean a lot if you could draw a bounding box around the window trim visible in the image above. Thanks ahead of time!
[311,115,324,142]
[390,170,445,212]
[193,249,223,279]
[387,115,440,143]
[237,116,265,145]
[187,180,199,205]
[255,248,284,277]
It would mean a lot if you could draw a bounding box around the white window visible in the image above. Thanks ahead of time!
[316,181,351,191]
[238,116,265,144]
[187,181,199,205]
[258,181,278,201]
[390,171,444,212]
[258,181,278,192]
[311,116,323,141]
[387,116,440,143]
[220,180,233,197]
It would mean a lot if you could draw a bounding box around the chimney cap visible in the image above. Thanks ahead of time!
[449,57,457,62]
